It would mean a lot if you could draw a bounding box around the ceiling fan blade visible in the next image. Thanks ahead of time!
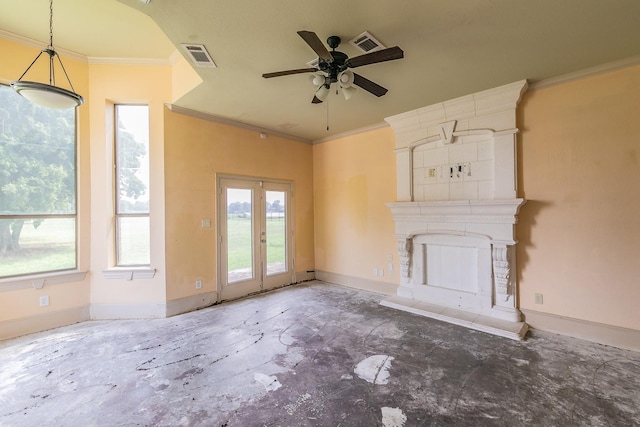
[346,46,404,68]
[297,30,333,61]
[262,68,317,78]
[353,73,388,97]
[311,95,323,104]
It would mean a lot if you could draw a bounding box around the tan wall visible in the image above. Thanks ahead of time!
[0,38,91,326]
[87,63,172,306]
[163,110,315,301]
[517,65,640,330]
[2,34,639,338]
[313,127,398,291]
[311,66,640,333]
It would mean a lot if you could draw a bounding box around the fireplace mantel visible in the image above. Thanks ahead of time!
[382,80,529,340]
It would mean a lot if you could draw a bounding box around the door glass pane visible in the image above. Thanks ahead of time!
[265,190,286,275]
[227,188,253,283]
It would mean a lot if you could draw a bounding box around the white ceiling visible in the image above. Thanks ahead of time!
[2,0,640,142]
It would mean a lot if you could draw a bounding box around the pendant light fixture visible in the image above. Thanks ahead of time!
[10,0,84,109]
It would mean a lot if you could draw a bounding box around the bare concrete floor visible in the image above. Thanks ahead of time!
[1,281,639,426]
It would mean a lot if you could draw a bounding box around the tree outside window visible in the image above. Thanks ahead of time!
[0,85,76,277]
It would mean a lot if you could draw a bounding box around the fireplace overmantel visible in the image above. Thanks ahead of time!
[381,80,529,340]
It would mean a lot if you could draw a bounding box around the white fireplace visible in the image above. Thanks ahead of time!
[382,80,529,340]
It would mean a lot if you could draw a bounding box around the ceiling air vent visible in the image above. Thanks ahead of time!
[181,44,217,68]
[349,31,386,53]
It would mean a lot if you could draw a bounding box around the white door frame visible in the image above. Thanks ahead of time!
[216,174,294,301]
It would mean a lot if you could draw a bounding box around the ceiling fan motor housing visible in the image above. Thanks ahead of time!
[318,50,348,86]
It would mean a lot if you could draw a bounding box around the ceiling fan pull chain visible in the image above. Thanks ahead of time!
[326,93,330,131]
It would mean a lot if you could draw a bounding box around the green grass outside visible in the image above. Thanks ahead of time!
[0,219,76,277]
[227,216,286,272]
[0,216,285,278]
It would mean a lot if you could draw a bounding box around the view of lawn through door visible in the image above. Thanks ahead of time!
[225,186,287,284]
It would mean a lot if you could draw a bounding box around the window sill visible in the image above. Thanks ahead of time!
[0,270,88,292]
[102,268,156,280]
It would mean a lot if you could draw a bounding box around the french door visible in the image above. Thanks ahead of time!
[217,176,294,301]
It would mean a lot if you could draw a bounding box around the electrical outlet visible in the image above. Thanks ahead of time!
[39,295,49,307]
[379,269,384,277]
[534,293,543,304]
[195,279,202,289]
[201,219,211,228]
[373,268,378,276]
[388,263,393,273]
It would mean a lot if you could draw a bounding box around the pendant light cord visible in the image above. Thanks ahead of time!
[49,0,54,49]
[48,0,55,86]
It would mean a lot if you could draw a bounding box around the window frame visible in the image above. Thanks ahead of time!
[0,83,80,281]
[113,103,151,267]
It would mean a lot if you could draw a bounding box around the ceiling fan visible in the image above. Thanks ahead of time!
[262,31,404,103]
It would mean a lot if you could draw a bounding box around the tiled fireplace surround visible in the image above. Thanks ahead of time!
[381,80,529,340]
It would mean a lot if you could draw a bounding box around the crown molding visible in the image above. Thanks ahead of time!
[87,56,173,66]
[530,54,640,91]
[0,29,86,62]
[166,104,312,144]
[1,29,175,67]
[312,121,390,144]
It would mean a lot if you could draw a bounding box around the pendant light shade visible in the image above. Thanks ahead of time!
[12,79,84,110]
[11,0,84,109]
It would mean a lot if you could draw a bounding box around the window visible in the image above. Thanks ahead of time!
[114,105,150,266]
[0,85,77,278]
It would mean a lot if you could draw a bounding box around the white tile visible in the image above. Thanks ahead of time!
[462,181,479,200]
[423,183,449,201]
[478,180,494,199]
[450,182,465,200]
[457,134,484,145]
[443,95,476,120]
[471,160,494,181]
[424,167,438,185]
[412,149,424,169]
[449,143,478,163]
[468,111,515,133]
[413,168,424,186]
[417,103,446,128]
[456,118,469,132]
[424,147,449,167]
[436,165,451,184]
[413,184,424,201]
[477,139,494,161]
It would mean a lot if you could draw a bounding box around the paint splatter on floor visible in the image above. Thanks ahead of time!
[381,407,407,427]
[284,393,311,415]
[254,373,282,391]
[2,282,640,426]
[354,355,394,385]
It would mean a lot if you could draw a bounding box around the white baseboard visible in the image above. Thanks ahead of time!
[166,291,218,317]
[90,302,166,320]
[523,309,640,352]
[0,306,90,341]
[315,270,398,295]
[294,270,316,283]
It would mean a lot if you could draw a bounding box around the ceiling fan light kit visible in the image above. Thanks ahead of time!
[262,30,403,104]
[11,0,84,109]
